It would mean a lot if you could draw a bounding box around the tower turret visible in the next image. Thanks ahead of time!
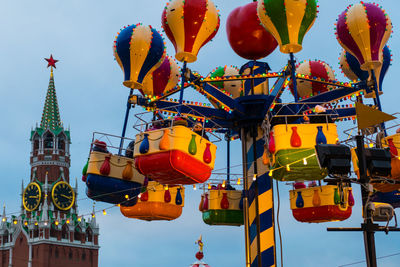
[30,57,71,184]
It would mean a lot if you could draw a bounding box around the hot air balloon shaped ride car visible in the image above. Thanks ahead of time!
[290,184,354,223]
[113,24,166,90]
[270,122,338,181]
[226,2,277,60]
[134,125,217,185]
[161,0,220,63]
[290,60,336,100]
[200,185,243,226]
[83,140,145,206]
[141,55,180,98]
[120,181,184,221]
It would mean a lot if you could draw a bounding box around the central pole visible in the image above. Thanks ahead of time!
[118,89,133,155]
[241,128,251,267]
[356,134,378,267]
[177,61,187,115]
[289,52,299,113]
[226,133,231,184]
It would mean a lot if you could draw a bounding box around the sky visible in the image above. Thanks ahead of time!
[1,0,400,266]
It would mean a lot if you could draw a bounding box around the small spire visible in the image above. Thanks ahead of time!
[40,55,62,131]
[91,202,96,226]
[2,204,6,219]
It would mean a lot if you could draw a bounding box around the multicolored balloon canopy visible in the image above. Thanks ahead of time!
[289,60,336,99]
[226,2,277,60]
[257,0,318,54]
[209,66,243,98]
[335,2,392,71]
[162,0,220,63]
[339,45,392,98]
[142,55,180,97]
[339,49,369,82]
[114,24,166,89]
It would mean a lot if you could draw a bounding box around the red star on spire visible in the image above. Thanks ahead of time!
[45,54,58,68]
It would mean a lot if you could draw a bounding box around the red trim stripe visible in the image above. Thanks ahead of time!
[183,0,207,53]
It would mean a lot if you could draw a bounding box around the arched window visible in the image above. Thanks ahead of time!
[86,227,93,242]
[61,224,69,240]
[58,135,65,150]
[44,132,54,149]
[3,230,8,243]
[33,225,39,238]
[33,135,39,150]
[74,226,81,242]
[50,223,57,238]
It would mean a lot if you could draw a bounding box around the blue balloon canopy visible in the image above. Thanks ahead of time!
[114,24,166,89]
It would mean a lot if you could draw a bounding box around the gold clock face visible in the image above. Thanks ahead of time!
[23,182,42,212]
[51,181,75,211]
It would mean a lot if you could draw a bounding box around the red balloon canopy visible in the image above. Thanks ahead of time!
[226,2,277,60]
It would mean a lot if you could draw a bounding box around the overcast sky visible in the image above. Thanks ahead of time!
[1,0,400,266]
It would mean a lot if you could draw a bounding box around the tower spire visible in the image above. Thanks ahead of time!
[41,55,62,131]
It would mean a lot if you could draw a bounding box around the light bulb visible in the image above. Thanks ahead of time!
[55,220,59,225]
[13,220,17,225]
[66,220,70,224]
[222,180,226,188]
[193,185,197,190]
[125,194,129,199]
[92,213,95,218]
[303,158,308,165]
[253,174,257,181]
[208,183,211,190]
[103,210,107,215]
[286,165,291,172]
[164,185,169,190]
[237,179,241,185]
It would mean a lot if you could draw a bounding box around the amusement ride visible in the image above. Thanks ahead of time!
[80,0,400,266]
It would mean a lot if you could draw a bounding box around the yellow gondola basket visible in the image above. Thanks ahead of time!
[134,125,217,185]
[120,181,185,221]
[289,185,353,223]
[271,123,338,181]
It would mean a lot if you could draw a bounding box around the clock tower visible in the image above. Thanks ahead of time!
[0,56,100,267]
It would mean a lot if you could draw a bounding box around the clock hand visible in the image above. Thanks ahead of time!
[60,194,72,200]
[28,196,39,198]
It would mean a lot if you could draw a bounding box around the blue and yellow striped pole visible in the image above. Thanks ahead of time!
[242,127,275,267]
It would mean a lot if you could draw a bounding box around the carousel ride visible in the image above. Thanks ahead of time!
[82,0,400,266]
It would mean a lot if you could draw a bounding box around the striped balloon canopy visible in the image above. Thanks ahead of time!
[339,46,391,98]
[209,66,243,98]
[289,60,336,99]
[162,0,220,63]
[257,0,318,54]
[335,2,392,71]
[339,49,369,82]
[114,24,166,89]
[142,56,180,97]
